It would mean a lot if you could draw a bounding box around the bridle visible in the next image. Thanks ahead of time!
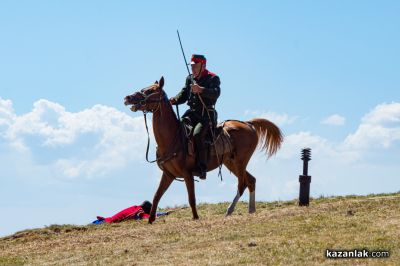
[132,85,168,114]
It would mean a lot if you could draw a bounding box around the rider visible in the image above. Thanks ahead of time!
[170,54,221,180]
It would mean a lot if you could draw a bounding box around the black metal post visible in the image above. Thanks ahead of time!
[299,148,312,206]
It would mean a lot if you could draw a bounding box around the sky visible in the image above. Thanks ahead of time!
[0,1,399,237]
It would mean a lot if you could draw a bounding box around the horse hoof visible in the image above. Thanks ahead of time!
[226,209,234,216]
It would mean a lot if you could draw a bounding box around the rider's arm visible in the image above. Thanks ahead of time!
[200,75,220,101]
[173,76,191,105]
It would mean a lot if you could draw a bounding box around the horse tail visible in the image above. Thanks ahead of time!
[247,118,283,157]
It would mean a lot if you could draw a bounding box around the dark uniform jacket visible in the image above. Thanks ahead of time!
[173,69,221,115]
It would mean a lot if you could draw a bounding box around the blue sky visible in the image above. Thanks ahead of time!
[1,1,399,236]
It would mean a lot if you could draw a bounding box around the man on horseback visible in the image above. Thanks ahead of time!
[170,54,221,180]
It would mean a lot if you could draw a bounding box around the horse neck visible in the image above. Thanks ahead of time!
[152,99,179,154]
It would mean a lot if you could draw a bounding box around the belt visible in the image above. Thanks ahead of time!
[190,105,215,111]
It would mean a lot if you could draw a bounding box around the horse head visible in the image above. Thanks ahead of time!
[124,76,167,112]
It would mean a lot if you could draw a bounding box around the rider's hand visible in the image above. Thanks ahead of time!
[191,84,203,94]
[169,97,177,105]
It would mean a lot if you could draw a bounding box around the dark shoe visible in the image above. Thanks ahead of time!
[192,167,207,180]
[199,170,207,180]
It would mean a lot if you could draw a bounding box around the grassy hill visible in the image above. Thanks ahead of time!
[1,193,399,265]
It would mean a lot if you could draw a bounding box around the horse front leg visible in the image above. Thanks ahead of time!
[184,176,199,220]
[226,190,241,216]
[149,171,174,224]
[226,183,247,216]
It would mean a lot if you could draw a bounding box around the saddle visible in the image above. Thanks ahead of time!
[181,118,233,158]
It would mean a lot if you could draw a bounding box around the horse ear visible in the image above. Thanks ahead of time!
[159,76,164,89]
[155,80,159,84]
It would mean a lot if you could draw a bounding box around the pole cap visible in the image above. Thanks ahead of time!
[301,148,312,161]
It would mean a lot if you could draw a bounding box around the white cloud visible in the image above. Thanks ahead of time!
[0,98,148,179]
[362,102,400,125]
[244,110,297,126]
[247,103,400,164]
[0,98,16,135]
[276,131,329,160]
[321,114,345,126]
[344,102,400,149]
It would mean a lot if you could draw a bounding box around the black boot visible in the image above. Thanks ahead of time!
[194,139,208,180]
[198,147,207,180]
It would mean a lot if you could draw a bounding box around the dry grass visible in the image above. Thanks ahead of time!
[1,193,399,265]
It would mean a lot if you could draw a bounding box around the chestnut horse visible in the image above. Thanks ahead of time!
[124,77,283,223]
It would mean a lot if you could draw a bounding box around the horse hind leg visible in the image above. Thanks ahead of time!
[246,171,256,214]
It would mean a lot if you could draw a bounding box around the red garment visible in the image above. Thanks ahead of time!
[200,69,216,78]
[97,205,149,223]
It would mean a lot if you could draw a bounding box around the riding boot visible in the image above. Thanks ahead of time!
[194,138,207,180]
[197,144,208,180]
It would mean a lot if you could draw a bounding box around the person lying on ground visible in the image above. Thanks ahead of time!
[92,200,172,224]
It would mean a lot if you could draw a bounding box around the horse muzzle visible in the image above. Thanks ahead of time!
[124,92,153,112]
[124,94,142,106]
[130,104,141,112]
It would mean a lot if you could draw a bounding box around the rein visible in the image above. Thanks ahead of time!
[140,90,170,163]
[143,111,157,163]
